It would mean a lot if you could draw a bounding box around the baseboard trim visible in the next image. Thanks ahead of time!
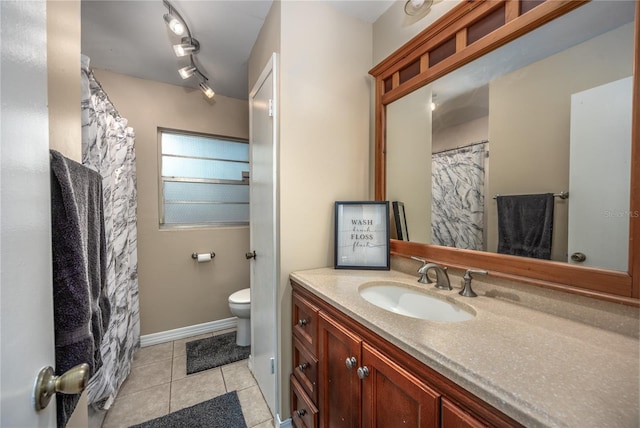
[276,414,292,428]
[139,317,238,347]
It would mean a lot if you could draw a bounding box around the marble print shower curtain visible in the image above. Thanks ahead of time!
[81,55,140,410]
[431,142,487,250]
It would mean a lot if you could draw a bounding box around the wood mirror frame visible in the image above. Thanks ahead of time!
[370,0,639,305]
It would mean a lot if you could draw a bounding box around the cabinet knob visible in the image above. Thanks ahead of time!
[345,356,357,370]
[297,362,309,371]
[297,319,308,327]
[357,366,370,379]
[296,409,307,418]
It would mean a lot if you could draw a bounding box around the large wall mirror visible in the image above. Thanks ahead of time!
[372,0,639,303]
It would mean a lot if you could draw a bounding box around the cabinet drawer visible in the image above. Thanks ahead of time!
[293,292,319,354]
[293,336,319,403]
[291,374,319,428]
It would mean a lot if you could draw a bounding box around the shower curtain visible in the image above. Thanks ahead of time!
[81,55,140,410]
[431,142,487,250]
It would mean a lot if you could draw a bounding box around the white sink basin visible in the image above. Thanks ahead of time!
[359,282,475,322]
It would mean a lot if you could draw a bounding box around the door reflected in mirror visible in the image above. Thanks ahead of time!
[386,1,635,272]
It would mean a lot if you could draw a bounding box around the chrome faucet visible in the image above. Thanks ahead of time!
[460,269,488,297]
[411,257,432,284]
[420,263,452,291]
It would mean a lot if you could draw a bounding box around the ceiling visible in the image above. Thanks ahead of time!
[81,0,395,100]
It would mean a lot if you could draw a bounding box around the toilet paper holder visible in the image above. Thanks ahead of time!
[191,251,216,260]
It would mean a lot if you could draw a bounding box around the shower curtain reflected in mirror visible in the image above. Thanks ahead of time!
[81,55,140,411]
[431,142,487,251]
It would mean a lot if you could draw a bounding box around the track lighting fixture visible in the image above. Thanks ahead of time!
[163,0,215,98]
[173,37,200,57]
[178,65,196,80]
[199,81,215,99]
[163,13,185,36]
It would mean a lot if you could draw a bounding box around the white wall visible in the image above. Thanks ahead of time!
[432,116,488,153]
[386,86,432,243]
[47,0,82,162]
[249,0,372,418]
[248,0,280,93]
[279,1,372,416]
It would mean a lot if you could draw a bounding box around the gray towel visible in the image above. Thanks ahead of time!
[497,193,554,260]
[50,150,111,427]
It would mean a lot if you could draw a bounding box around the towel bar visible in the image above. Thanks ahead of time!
[493,191,568,200]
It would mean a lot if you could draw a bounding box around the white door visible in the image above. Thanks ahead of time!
[568,76,633,271]
[1,1,57,426]
[248,53,278,417]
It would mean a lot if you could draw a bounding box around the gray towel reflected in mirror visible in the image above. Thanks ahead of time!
[497,193,554,260]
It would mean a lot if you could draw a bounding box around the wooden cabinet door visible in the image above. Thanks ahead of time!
[318,312,362,428]
[361,342,441,428]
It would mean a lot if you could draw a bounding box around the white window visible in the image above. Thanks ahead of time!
[159,130,249,227]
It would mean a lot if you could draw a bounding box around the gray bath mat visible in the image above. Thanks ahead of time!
[186,332,250,375]
[130,391,247,428]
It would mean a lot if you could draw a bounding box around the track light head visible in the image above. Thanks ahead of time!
[173,37,200,57]
[178,65,197,79]
[163,0,213,96]
[163,13,185,36]
[199,81,215,99]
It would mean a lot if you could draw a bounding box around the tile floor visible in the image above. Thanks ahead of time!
[102,329,273,428]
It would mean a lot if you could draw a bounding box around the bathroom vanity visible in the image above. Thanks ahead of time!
[289,267,639,428]
[288,1,640,425]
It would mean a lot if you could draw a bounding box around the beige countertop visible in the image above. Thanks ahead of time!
[290,267,639,428]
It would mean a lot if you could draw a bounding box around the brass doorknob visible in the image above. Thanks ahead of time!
[34,363,89,411]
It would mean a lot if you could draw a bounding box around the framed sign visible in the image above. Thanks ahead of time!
[334,201,390,270]
[392,201,409,241]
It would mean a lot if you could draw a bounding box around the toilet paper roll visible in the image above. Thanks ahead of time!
[197,253,211,263]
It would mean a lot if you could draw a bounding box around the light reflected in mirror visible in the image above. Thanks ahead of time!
[386,1,635,272]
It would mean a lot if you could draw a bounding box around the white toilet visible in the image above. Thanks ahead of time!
[228,288,251,347]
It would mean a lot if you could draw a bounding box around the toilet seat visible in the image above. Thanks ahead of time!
[229,288,250,304]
